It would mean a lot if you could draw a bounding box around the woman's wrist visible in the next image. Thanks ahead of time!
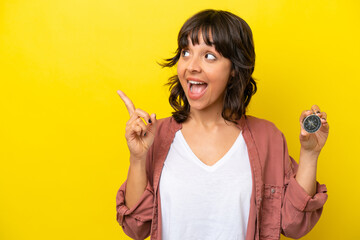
[299,147,320,162]
[129,155,147,166]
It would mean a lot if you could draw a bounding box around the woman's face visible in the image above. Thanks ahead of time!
[177,32,233,113]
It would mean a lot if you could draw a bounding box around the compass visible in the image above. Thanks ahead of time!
[303,114,321,133]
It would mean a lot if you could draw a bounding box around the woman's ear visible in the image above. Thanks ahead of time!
[231,69,235,77]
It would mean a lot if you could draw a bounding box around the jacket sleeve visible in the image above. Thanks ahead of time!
[281,133,328,238]
[116,179,154,240]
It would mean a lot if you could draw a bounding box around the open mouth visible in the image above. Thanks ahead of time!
[188,80,208,93]
[187,80,208,100]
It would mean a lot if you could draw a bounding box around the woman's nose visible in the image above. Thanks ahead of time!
[187,56,201,72]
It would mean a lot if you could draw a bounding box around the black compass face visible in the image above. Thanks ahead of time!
[303,114,321,133]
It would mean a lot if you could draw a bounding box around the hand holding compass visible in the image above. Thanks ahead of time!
[299,105,329,154]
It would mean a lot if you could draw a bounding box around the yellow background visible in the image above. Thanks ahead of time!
[1,0,359,239]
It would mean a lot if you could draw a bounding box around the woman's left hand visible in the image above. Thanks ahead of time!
[299,105,330,154]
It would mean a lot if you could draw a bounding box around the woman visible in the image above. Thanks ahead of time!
[116,9,328,240]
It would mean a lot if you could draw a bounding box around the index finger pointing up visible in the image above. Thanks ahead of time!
[117,90,135,116]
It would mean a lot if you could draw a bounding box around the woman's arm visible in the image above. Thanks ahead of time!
[125,157,148,209]
[295,149,318,196]
[116,90,157,239]
[295,105,329,196]
[281,105,329,238]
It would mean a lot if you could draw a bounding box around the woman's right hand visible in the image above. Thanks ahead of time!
[117,90,157,161]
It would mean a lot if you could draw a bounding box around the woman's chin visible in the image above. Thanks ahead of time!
[188,100,215,112]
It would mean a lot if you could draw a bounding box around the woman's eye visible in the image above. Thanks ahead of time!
[205,53,216,60]
[182,50,189,57]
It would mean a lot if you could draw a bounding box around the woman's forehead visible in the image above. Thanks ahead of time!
[181,28,214,48]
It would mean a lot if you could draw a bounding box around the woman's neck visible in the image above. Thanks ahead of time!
[186,102,233,130]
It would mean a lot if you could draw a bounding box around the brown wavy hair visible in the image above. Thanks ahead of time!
[160,9,257,124]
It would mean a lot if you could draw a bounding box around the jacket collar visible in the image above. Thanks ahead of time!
[154,114,248,194]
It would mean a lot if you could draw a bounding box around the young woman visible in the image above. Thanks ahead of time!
[116,9,329,240]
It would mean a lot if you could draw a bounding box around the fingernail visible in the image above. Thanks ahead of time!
[148,119,152,124]
[322,118,326,121]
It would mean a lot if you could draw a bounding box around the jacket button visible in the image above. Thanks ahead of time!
[271,188,275,194]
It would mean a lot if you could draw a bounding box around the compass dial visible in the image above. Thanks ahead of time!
[303,114,321,133]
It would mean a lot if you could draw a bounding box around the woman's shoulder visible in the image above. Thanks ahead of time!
[155,116,177,127]
[244,115,288,154]
[244,115,284,137]
[153,116,181,136]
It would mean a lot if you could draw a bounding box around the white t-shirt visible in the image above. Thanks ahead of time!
[159,130,252,240]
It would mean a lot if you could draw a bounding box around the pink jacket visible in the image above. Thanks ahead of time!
[116,115,328,240]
